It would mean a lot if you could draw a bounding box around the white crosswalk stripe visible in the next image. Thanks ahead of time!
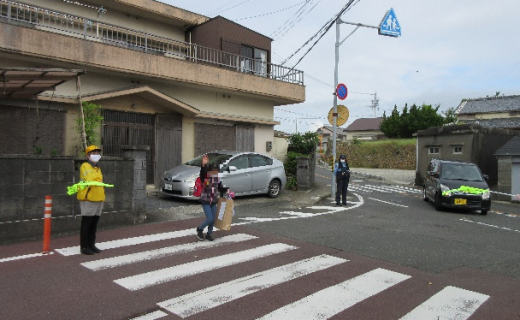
[349,183,421,195]
[81,233,257,271]
[55,228,195,256]
[158,254,347,318]
[399,286,490,320]
[62,229,490,319]
[114,243,297,291]
[257,268,411,319]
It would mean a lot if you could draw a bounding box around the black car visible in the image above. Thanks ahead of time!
[423,159,491,215]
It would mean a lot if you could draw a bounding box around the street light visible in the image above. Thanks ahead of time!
[331,9,400,198]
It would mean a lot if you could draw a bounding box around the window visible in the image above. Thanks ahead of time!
[229,156,248,170]
[240,46,267,77]
[453,146,463,154]
[428,147,440,154]
[250,155,268,167]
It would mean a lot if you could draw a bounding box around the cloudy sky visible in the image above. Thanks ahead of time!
[161,0,520,134]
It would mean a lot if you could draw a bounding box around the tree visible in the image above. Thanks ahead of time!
[380,104,447,138]
[286,131,319,155]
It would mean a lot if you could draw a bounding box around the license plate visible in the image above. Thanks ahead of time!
[164,183,173,191]
[454,198,467,205]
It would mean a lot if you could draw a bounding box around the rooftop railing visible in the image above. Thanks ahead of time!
[0,0,304,85]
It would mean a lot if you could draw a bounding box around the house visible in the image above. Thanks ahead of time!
[345,117,384,140]
[494,136,520,202]
[456,95,520,129]
[317,126,346,153]
[0,0,305,187]
[415,124,520,189]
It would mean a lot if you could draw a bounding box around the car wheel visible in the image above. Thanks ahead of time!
[423,187,428,202]
[268,179,281,198]
[434,192,442,211]
[480,209,488,215]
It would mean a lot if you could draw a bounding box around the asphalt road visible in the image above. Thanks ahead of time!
[2,167,520,319]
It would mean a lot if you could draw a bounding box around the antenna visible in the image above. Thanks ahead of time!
[366,92,379,117]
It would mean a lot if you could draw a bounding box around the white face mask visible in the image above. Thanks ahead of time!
[340,160,345,163]
[90,154,101,163]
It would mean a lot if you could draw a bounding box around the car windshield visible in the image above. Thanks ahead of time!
[185,153,233,167]
[441,164,483,181]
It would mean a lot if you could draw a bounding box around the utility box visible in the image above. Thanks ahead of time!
[266,141,272,151]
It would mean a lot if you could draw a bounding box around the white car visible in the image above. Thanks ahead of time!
[160,151,287,200]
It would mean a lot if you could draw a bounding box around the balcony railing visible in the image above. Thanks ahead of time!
[0,0,304,85]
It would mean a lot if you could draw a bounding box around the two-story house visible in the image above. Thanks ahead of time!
[0,0,305,186]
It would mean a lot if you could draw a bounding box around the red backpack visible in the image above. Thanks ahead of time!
[193,177,202,197]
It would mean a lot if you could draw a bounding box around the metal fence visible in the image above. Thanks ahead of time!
[0,0,304,85]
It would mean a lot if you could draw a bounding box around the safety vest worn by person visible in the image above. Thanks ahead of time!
[77,162,105,202]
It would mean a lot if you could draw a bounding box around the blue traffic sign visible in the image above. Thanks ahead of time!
[336,83,348,100]
[379,8,401,37]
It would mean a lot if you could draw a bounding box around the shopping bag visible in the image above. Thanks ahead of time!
[215,198,234,231]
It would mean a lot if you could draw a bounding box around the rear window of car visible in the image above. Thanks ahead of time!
[185,153,233,167]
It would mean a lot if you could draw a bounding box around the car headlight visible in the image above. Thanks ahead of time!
[481,189,490,200]
[184,174,198,183]
[440,184,451,197]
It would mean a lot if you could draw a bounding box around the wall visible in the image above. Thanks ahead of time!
[0,147,148,244]
[415,124,520,187]
[273,136,289,162]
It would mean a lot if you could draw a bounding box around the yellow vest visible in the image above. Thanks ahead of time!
[77,162,105,202]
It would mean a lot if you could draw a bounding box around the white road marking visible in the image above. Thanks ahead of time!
[257,268,411,319]
[460,218,520,233]
[81,234,258,271]
[399,286,489,320]
[0,251,54,263]
[129,310,168,320]
[114,243,298,291]
[55,228,195,256]
[158,254,347,318]
[369,197,409,208]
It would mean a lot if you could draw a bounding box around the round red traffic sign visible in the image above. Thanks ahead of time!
[336,83,348,100]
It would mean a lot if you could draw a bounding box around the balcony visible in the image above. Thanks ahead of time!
[0,0,304,86]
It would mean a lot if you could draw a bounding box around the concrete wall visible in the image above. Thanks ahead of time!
[496,156,513,201]
[415,124,520,188]
[0,147,148,244]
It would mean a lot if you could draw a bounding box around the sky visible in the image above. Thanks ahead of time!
[160,0,520,134]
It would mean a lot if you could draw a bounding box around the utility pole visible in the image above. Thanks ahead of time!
[331,8,400,198]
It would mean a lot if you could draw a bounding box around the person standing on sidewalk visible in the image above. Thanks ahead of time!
[333,154,351,206]
[77,145,105,255]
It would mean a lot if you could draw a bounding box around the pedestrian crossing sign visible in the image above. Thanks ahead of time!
[379,8,401,37]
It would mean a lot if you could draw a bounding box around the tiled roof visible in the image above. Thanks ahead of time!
[494,136,520,156]
[462,118,520,129]
[456,95,520,114]
[346,117,383,131]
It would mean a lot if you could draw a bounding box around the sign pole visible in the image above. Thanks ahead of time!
[331,18,340,199]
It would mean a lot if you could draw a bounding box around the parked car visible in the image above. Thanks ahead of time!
[160,151,287,200]
[423,159,491,214]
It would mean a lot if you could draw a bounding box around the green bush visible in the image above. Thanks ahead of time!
[284,151,305,176]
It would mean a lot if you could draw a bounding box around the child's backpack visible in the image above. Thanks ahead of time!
[193,177,202,197]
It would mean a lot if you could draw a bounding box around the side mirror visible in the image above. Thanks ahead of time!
[228,166,237,172]
[483,174,489,180]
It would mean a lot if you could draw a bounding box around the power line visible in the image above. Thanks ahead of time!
[235,2,306,22]
[282,0,361,69]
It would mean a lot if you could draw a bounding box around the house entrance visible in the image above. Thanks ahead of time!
[102,110,155,184]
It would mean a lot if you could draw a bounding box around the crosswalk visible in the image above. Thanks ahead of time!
[56,228,489,320]
[349,183,421,195]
